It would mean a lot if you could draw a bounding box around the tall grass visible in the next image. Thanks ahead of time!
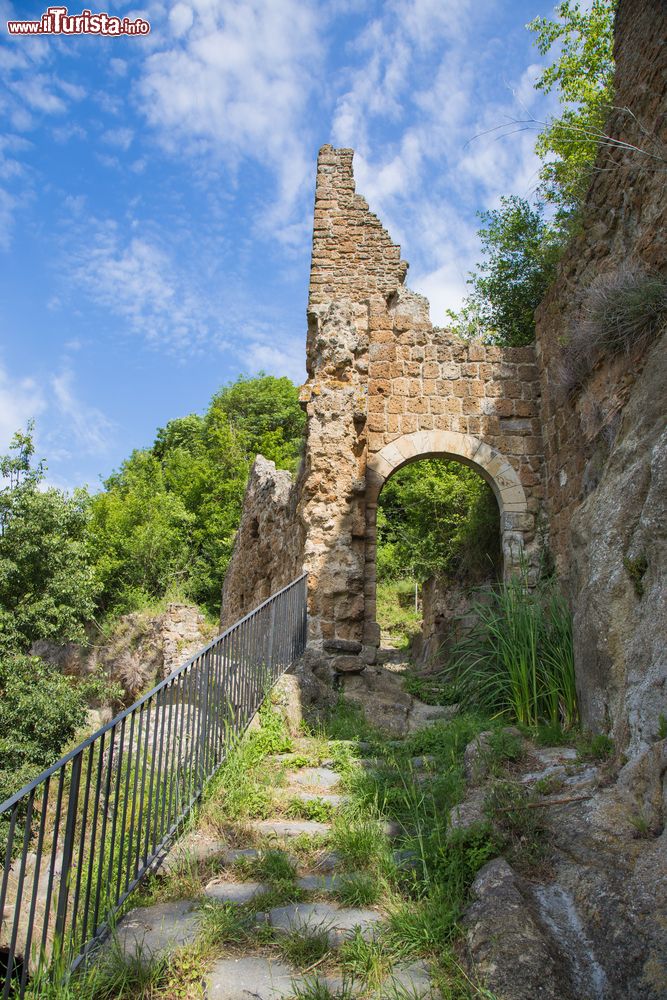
[448,575,577,729]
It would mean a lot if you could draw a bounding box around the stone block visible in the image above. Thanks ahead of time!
[324,639,362,654]
[333,655,366,674]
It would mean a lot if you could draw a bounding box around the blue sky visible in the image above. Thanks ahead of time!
[0,0,557,491]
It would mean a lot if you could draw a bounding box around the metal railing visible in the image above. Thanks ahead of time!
[0,574,307,997]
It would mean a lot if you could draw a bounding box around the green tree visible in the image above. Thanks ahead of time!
[89,374,306,619]
[447,197,562,347]
[89,450,195,615]
[529,0,617,215]
[0,653,88,805]
[208,374,306,472]
[0,428,98,652]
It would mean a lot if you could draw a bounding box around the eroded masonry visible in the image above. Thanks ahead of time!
[224,146,546,663]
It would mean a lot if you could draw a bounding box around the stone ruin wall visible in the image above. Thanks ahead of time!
[220,456,303,628]
[534,0,667,750]
[287,146,546,663]
[221,147,547,665]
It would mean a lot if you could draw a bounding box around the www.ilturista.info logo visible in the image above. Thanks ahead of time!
[7,6,150,35]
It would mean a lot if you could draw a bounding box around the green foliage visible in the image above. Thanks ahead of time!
[483,780,547,869]
[375,579,422,650]
[446,197,562,347]
[449,576,578,730]
[89,374,305,618]
[377,459,500,584]
[278,928,331,967]
[0,428,98,652]
[529,0,617,214]
[207,374,306,473]
[285,796,334,822]
[577,732,614,761]
[0,653,87,805]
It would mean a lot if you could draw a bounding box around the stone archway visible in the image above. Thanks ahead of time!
[362,430,530,647]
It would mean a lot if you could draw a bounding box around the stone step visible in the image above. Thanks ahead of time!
[203,880,269,904]
[296,873,339,892]
[219,847,261,865]
[382,960,434,998]
[249,819,331,840]
[287,767,341,790]
[310,850,342,873]
[114,900,200,963]
[162,832,228,872]
[206,956,302,1000]
[285,791,347,807]
[207,959,352,1000]
[262,901,383,947]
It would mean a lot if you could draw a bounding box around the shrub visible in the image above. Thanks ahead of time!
[448,575,578,730]
[557,265,667,396]
[0,653,88,805]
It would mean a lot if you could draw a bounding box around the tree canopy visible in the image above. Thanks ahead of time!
[529,0,617,216]
[447,197,563,347]
[89,374,305,618]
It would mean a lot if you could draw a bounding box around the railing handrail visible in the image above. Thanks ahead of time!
[0,573,308,997]
[0,573,308,815]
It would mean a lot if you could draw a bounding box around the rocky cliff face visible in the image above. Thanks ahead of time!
[535,0,667,751]
[32,603,214,705]
[220,455,303,629]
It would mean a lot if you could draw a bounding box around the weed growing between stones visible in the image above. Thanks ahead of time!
[333,873,381,907]
[483,780,547,871]
[576,732,614,761]
[278,929,331,968]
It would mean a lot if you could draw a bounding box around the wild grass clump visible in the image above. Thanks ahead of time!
[278,928,331,968]
[557,264,667,396]
[448,575,577,730]
[201,703,292,824]
[334,871,381,907]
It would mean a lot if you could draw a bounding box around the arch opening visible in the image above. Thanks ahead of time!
[363,431,532,650]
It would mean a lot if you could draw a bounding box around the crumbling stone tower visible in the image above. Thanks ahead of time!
[297,146,546,668]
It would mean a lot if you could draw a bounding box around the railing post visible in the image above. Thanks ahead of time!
[54,751,82,951]
[266,599,277,675]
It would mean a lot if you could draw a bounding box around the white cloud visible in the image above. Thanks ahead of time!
[51,370,114,455]
[238,335,306,384]
[102,127,134,150]
[0,364,45,450]
[169,2,194,36]
[68,220,218,352]
[138,0,324,227]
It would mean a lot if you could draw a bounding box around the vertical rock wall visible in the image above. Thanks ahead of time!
[535,0,667,750]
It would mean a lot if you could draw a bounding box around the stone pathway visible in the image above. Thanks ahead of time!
[114,729,441,1000]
